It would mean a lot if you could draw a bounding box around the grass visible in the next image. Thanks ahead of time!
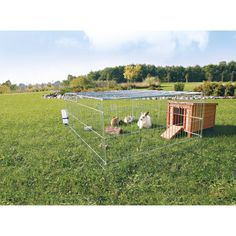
[122,81,202,91]
[130,82,203,91]
[0,92,236,204]
[161,82,236,92]
[161,82,202,91]
[67,98,193,165]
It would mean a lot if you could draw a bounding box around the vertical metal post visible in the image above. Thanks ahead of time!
[200,93,205,138]
[158,97,161,128]
[100,99,107,165]
[131,97,134,134]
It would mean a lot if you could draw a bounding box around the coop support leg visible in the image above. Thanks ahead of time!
[187,132,192,138]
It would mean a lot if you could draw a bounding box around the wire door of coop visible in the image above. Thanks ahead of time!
[64,90,203,167]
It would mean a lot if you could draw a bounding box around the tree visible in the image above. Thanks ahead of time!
[166,72,171,83]
[2,80,12,87]
[156,66,167,81]
[221,71,226,82]
[185,73,189,83]
[204,65,215,82]
[59,60,236,86]
[231,71,236,82]
[0,85,10,94]
[219,61,227,73]
[206,72,213,82]
[144,76,160,88]
[67,74,76,81]
[123,64,142,83]
[99,68,112,81]
[62,80,70,86]
[228,61,236,75]
[10,84,17,91]
[70,76,93,90]
[87,71,101,81]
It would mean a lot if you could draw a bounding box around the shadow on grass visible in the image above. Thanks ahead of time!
[203,125,236,137]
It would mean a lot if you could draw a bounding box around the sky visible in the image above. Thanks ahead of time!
[0,31,236,84]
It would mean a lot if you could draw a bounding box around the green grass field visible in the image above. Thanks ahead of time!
[0,92,236,204]
[130,81,202,91]
[161,82,202,91]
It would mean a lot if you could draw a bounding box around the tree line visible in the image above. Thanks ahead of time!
[64,61,236,85]
[1,61,236,94]
[0,80,62,94]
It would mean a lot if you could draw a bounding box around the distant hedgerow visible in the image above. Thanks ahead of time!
[193,82,235,96]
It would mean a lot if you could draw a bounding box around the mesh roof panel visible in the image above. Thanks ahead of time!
[66,90,202,100]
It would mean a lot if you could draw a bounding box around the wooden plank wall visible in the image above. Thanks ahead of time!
[190,103,217,133]
[203,104,217,129]
[167,102,217,135]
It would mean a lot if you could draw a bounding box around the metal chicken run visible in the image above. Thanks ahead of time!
[62,90,216,167]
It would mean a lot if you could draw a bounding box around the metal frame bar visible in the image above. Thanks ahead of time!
[68,112,105,139]
[68,124,107,167]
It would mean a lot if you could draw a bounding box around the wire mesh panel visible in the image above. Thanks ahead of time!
[65,94,106,166]
[63,90,205,167]
[103,98,169,162]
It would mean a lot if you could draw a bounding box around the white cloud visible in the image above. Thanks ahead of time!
[84,31,209,58]
[55,37,81,48]
[175,31,209,51]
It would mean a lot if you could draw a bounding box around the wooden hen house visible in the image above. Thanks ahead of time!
[161,101,218,139]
